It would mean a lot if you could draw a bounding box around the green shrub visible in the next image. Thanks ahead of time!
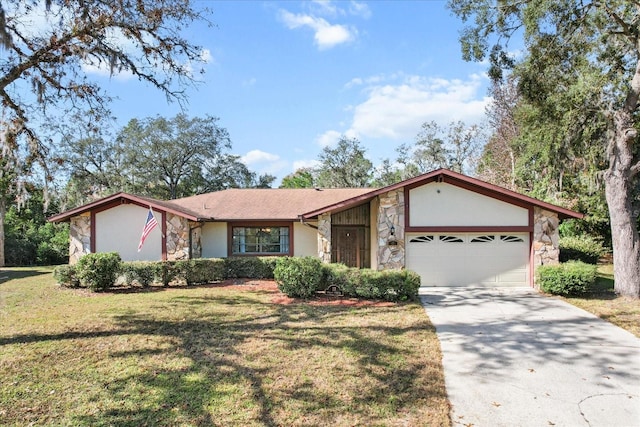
[121,262,157,287]
[53,265,80,288]
[274,257,324,298]
[538,261,597,296]
[224,257,277,279]
[559,236,606,264]
[75,252,122,291]
[322,263,357,295]
[174,259,226,285]
[352,268,421,301]
[320,264,421,301]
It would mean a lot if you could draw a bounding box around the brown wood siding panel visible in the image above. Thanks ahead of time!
[331,225,371,268]
[331,204,370,225]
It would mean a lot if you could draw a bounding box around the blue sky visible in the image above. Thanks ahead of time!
[92,1,493,185]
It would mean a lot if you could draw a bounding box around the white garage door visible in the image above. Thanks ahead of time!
[406,233,529,287]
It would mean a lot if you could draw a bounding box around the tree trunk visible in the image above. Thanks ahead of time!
[0,195,5,267]
[605,108,640,298]
[605,173,640,298]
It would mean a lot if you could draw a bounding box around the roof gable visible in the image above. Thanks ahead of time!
[48,193,202,223]
[49,170,583,224]
[49,188,375,223]
[301,169,583,220]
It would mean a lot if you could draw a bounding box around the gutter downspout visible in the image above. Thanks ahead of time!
[298,215,319,230]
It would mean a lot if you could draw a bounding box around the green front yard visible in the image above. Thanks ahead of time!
[0,268,450,426]
[561,264,640,338]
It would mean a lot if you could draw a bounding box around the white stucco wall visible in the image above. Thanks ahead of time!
[95,204,162,261]
[409,182,529,227]
[294,222,318,257]
[201,222,228,258]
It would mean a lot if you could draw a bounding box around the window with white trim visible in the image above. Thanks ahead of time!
[232,226,290,254]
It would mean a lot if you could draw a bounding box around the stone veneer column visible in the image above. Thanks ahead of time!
[533,207,560,280]
[377,189,405,270]
[166,213,190,261]
[317,213,331,263]
[69,213,91,264]
[190,222,203,259]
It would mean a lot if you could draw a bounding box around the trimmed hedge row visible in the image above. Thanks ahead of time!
[537,261,597,296]
[273,256,421,301]
[53,255,278,290]
[559,236,607,264]
[53,254,421,301]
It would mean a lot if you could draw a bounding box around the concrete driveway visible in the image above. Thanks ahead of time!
[420,287,640,427]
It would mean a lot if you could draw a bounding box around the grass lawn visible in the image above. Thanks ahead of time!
[0,267,450,426]
[561,264,640,338]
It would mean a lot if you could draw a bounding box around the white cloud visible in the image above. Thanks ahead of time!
[344,72,399,89]
[278,9,356,49]
[342,74,490,140]
[308,1,371,19]
[292,159,321,171]
[80,61,134,80]
[349,1,372,19]
[200,49,213,64]
[315,130,342,147]
[241,149,280,165]
[242,77,257,87]
[310,0,341,17]
[241,149,288,175]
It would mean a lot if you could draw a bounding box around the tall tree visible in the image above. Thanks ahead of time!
[478,75,612,244]
[0,0,210,265]
[315,137,373,188]
[448,0,640,297]
[477,76,520,190]
[399,121,483,175]
[280,168,316,188]
[62,115,274,203]
[117,114,230,199]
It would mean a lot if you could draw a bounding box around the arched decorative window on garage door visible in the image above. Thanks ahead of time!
[470,235,495,243]
[500,235,524,243]
[439,235,464,243]
[409,235,434,243]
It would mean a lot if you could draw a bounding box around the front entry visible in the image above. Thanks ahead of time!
[332,226,369,268]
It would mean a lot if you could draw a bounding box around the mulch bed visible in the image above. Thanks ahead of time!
[210,279,397,307]
[65,278,396,307]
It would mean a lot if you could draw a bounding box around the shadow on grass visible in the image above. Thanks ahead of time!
[0,268,49,283]
[2,294,445,426]
[577,273,617,300]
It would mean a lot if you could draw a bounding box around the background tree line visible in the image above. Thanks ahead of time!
[8,98,614,268]
[5,113,276,266]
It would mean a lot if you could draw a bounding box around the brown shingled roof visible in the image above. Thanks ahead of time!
[170,188,376,220]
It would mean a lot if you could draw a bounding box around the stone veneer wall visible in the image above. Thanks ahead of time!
[533,207,560,272]
[69,213,91,264]
[317,213,331,263]
[166,213,190,261]
[377,189,405,270]
[190,222,202,259]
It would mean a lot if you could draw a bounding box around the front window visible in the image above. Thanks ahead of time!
[232,226,290,254]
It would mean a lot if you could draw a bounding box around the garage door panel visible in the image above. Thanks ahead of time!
[406,233,529,287]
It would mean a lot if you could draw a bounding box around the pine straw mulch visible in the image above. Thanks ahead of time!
[77,278,397,307]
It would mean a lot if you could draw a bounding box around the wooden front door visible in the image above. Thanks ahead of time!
[333,227,362,268]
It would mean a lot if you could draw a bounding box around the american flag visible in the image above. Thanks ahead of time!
[137,208,159,252]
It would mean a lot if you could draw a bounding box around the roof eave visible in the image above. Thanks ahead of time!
[48,192,201,223]
[301,168,584,220]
